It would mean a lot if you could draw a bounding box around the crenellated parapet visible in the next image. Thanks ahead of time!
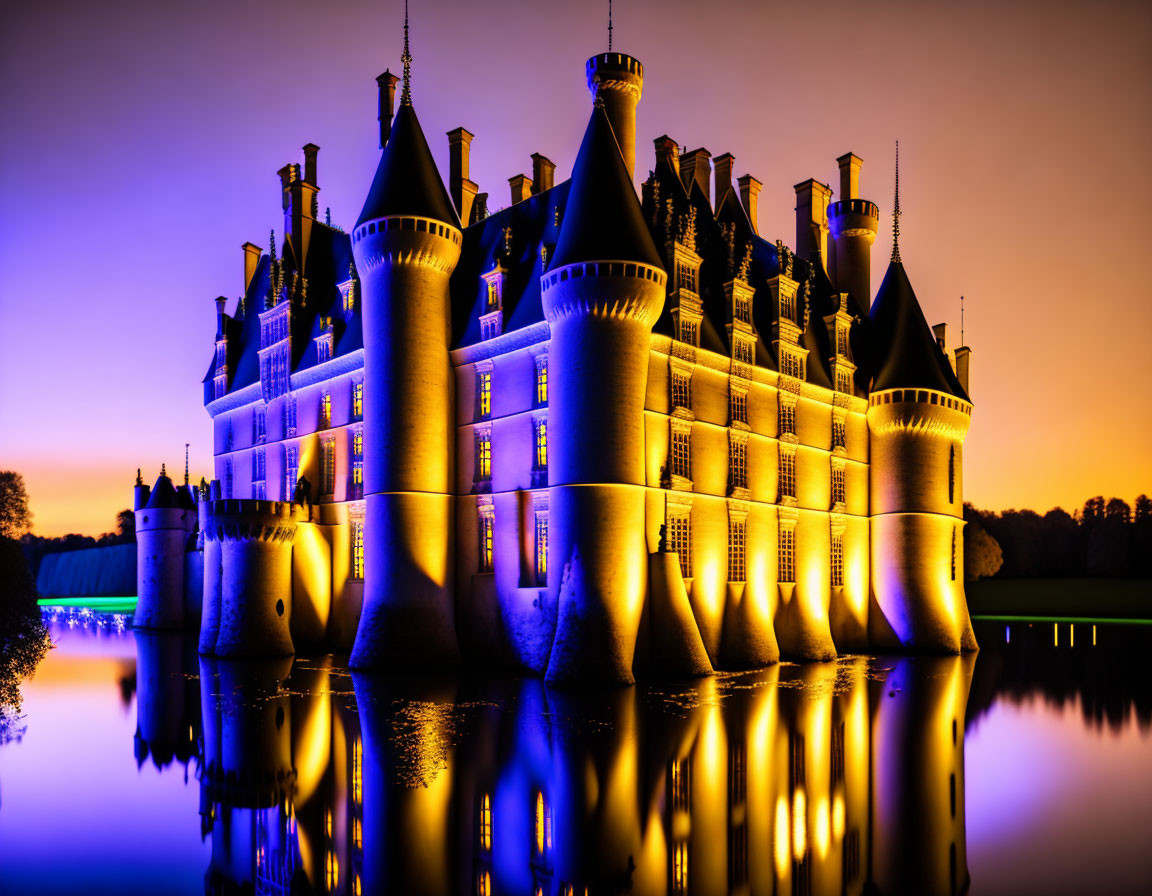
[867,390,973,440]
[350,216,462,275]
[541,261,666,325]
[202,499,305,545]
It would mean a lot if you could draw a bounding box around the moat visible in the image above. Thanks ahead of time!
[1,613,1150,895]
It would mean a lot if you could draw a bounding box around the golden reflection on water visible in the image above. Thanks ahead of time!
[134,645,981,896]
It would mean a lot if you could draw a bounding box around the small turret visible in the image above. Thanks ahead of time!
[585,52,644,180]
[828,152,880,307]
[135,467,195,630]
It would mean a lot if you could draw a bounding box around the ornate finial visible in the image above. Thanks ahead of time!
[400,0,412,106]
[135,468,143,486]
[608,0,613,51]
[160,463,167,477]
[892,140,902,262]
[184,444,190,486]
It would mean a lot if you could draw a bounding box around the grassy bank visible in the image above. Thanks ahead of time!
[967,578,1151,621]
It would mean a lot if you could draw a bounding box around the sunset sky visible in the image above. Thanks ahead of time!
[1,0,1149,536]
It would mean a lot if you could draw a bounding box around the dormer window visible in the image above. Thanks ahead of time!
[679,318,698,346]
[734,338,753,365]
[676,260,698,294]
[837,327,849,357]
[836,370,852,394]
[486,280,499,311]
[781,351,804,380]
[316,333,332,364]
[735,295,750,324]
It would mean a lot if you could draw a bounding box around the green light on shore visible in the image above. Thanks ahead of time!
[38,596,137,614]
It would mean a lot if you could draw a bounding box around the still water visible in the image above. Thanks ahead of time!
[1,612,1150,896]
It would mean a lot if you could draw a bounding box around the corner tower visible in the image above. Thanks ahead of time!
[134,467,196,630]
[542,99,667,686]
[349,54,463,669]
[866,172,976,653]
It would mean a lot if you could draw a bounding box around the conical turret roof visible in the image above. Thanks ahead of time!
[869,261,968,400]
[549,104,663,270]
[356,103,459,228]
[145,472,182,509]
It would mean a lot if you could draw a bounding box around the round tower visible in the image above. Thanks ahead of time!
[349,85,463,670]
[198,479,224,656]
[827,153,879,308]
[206,499,302,658]
[134,467,194,630]
[867,259,977,653]
[585,52,643,180]
[542,100,667,687]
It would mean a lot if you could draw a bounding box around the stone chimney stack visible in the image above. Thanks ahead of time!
[215,296,227,338]
[738,174,761,234]
[794,178,833,268]
[654,135,679,177]
[954,345,971,395]
[932,323,948,354]
[242,242,262,294]
[282,151,318,272]
[713,153,735,212]
[828,151,880,307]
[509,173,533,205]
[531,153,555,194]
[679,148,711,204]
[302,143,319,186]
[839,152,862,201]
[447,127,478,225]
[585,52,645,180]
[376,70,399,148]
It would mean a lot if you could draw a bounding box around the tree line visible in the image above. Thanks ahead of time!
[965,496,1152,580]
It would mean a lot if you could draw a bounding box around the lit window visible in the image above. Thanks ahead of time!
[781,291,795,322]
[672,841,688,893]
[478,370,492,419]
[476,870,491,896]
[832,417,846,450]
[730,390,747,425]
[321,438,336,496]
[837,327,849,357]
[734,339,753,365]
[350,520,365,579]
[836,369,852,394]
[832,466,845,506]
[680,318,698,346]
[779,451,796,499]
[317,335,332,364]
[671,371,691,410]
[668,513,692,578]
[534,792,552,858]
[486,279,500,311]
[735,296,750,323]
[476,431,492,482]
[729,517,746,582]
[320,391,332,429]
[253,404,267,444]
[352,428,364,499]
[831,533,844,587]
[535,357,548,406]
[479,793,492,851]
[670,427,691,480]
[781,351,803,379]
[779,401,796,436]
[729,438,747,491]
[479,512,494,572]
[353,381,364,420]
[325,851,338,890]
[352,738,363,806]
[534,419,547,470]
[535,514,548,586]
[670,758,691,812]
[677,260,697,293]
[779,525,795,583]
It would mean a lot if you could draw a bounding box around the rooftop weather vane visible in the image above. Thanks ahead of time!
[961,295,965,345]
[608,0,613,51]
[892,140,902,263]
[400,0,412,106]
[184,443,190,486]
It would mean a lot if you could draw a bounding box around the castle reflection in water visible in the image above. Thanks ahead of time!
[132,630,987,896]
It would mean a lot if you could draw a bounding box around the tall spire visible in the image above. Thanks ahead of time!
[400,0,412,106]
[608,0,613,50]
[184,443,190,486]
[891,139,902,262]
[960,294,965,344]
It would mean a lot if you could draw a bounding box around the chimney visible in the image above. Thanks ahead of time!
[302,143,319,186]
[447,127,478,224]
[471,193,489,224]
[654,135,679,177]
[509,174,533,205]
[932,323,948,354]
[215,296,227,338]
[713,153,735,212]
[376,70,400,148]
[531,154,555,194]
[837,152,863,200]
[242,242,262,294]
[954,345,971,395]
[738,174,762,234]
[277,164,293,211]
[680,148,711,204]
[283,155,317,272]
[794,179,833,268]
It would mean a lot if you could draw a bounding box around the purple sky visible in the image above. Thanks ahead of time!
[1,0,1149,535]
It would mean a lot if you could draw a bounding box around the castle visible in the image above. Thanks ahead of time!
[133,38,977,685]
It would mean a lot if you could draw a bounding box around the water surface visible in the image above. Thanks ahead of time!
[1,610,1149,895]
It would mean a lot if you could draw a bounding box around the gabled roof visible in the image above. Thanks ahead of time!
[356,103,459,228]
[549,104,662,270]
[869,260,968,399]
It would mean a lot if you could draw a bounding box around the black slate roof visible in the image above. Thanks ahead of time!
[356,103,459,228]
[145,473,182,509]
[549,104,662,270]
[868,260,969,399]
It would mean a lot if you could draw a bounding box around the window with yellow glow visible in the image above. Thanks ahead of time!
[670,757,691,812]
[730,389,747,425]
[781,290,795,322]
[677,260,697,293]
[779,525,795,583]
[779,451,796,499]
[832,466,845,505]
[478,370,492,419]
[534,791,552,857]
[671,371,691,410]
[352,520,365,580]
[832,417,846,450]
[672,840,688,893]
[535,514,548,586]
[534,419,547,470]
[735,296,750,323]
[836,369,852,394]
[728,517,746,582]
[670,427,691,480]
[680,318,698,346]
[779,401,796,436]
[729,438,747,491]
[352,738,362,805]
[321,391,331,428]
[668,513,692,578]
[734,338,753,365]
[325,851,338,890]
[479,793,492,851]
[535,357,548,406]
[831,533,844,587]
[479,512,494,572]
[476,870,491,896]
[781,350,803,379]
[353,381,363,419]
[837,327,849,357]
[476,431,492,482]
[354,873,362,896]
[486,279,500,311]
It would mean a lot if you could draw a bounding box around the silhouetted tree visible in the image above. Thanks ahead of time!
[964,515,1002,581]
[0,535,50,743]
[0,471,32,539]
